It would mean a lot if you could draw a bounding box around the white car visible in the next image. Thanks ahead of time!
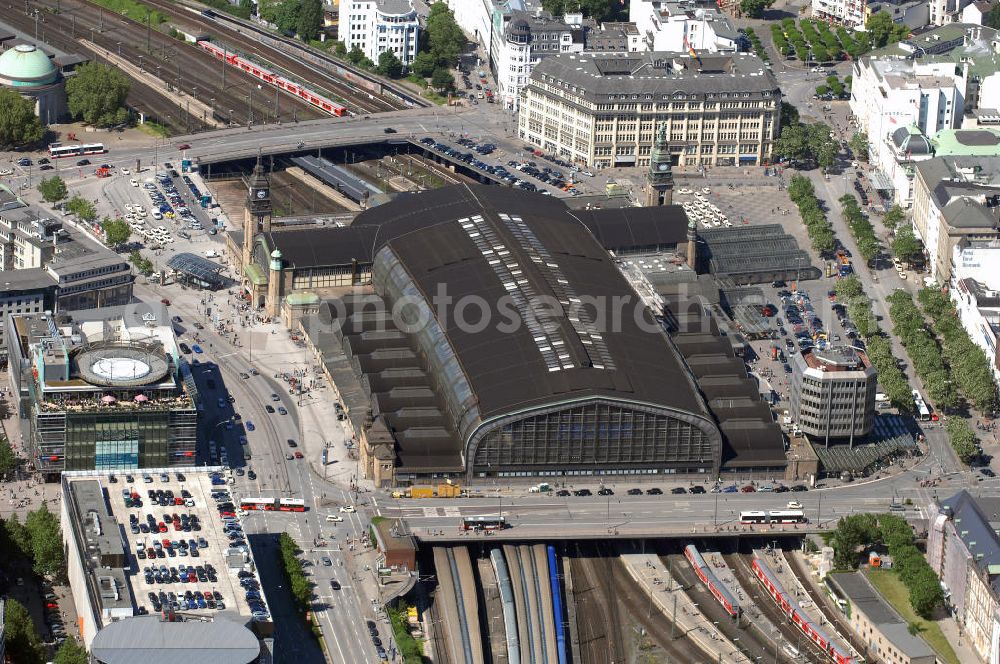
[786,500,802,509]
[124,203,134,212]
[338,505,356,513]
[129,178,139,187]
[325,514,344,522]
[702,187,711,194]
[120,167,131,175]
[0,168,12,176]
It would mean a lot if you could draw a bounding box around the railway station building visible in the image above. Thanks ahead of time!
[0,36,85,124]
[6,303,198,477]
[281,184,789,485]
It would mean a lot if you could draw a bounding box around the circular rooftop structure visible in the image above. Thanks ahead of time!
[0,44,58,87]
[74,343,170,387]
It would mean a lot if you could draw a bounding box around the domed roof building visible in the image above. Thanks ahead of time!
[0,43,69,124]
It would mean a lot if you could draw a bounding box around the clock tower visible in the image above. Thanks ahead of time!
[645,122,674,207]
[242,154,272,269]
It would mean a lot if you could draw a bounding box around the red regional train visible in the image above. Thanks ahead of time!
[683,545,741,618]
[196,40,348,117]
[751,555,855,664]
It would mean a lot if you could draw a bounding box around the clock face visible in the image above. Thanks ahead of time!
[658,163,669,171]
[256,189,267,199]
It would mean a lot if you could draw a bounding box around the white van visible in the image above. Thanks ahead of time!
[205,250,219,258]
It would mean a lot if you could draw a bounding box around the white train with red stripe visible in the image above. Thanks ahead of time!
[196,39,347,117]
[683,545,741,617]
[751,555,855,664]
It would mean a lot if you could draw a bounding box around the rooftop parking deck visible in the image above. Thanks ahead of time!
[76,469,270,622]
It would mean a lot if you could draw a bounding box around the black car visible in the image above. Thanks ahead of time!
[179,343,191,354]
[39,164,53,170]
[555,489,571,496]
[38,158,50,165]
[383,127,397,134]
[627,488,643,495]
[573,488,592,496]
[248,470,257,480]
[646,487,663,495]
[598,488,614,496]
[790,485,809,492]
[265,405,275,413]
[773,485,790,493]
[670,487,687,494]
[76,159,90,166]
[689,485,706,494]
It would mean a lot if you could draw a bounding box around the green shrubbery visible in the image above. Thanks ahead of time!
[838,194,880,263]
[788,175,836,254]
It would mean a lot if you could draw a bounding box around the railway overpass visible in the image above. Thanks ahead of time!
[177,108,476,166]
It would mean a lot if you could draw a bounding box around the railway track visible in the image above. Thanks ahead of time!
[161,3,403,115]
[23,0,321,132]
[666,552,774,664]
[725,553,828,663]
[571,542,625,664]
[780,550,867,658]
[2,9,188,133]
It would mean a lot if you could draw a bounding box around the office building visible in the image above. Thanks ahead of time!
[518,51,779,168]
[788,346,877,446]
[7,304,198,477]
[341,0,419,68]
[828,573,936,664]
[927,490,1000,663]
[490,10,585,110]
[0,184,133,358]
[630,0,743,53]
[951,278,1000,389]
[61,470,271,661]
[911,155,1000,282]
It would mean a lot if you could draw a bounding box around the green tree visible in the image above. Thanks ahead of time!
[883,205,905,232]
[53,638,89,664]
[26,502,65,579]
[780,101,799,128]
[37,176,68,203]
[411,51,437,78]
[0,437,16,479]
[65,195,97,223]
[909,568,945,618]
[347,45,366,65]
[376,51,404,78]
[430,66,455,92]
[866,12,909,48]
[0,88,44,149]
[129,250,153,275]
[892,224,921,261]
[4,598,44,664]
[830,513,879,569]
[4,513,32,558]
[849,131,869,161]
[100,217,131,247]
[988,3,1000,29]
[275,0,302,33]
[65,62,131,128]
[296,0,323,41]
[425,2,466,66]
[775,124,811,163]
[740,0,774,17]
[334,40,347,57]
[578,0,616,20]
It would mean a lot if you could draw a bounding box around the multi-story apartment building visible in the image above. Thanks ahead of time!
[911,155,1000,283]
[927,490,1000,664]
[788,346,877,447]
[518,52,780,168]
[0,268,56,360]
[630,0,743,52]
[930,0,975,25]
[584,22,643,52]
[341,0,419,68]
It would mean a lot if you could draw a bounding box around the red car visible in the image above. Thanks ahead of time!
[294,451,303,459]
[740,485,756,493]
[46,602,58,609]
[160,298,170,306]
[177,143,190,150]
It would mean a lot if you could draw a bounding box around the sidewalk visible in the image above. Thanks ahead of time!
[615,543,753,664]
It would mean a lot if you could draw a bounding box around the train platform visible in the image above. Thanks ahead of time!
[701,550,783,642]
[753,549,852,645]
[616,543,753,664]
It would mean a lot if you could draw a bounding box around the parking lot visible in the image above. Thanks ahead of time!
[100,470,269,621]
